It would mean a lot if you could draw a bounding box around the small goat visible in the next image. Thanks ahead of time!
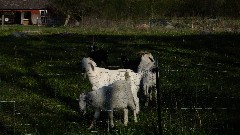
[79,72,137,129]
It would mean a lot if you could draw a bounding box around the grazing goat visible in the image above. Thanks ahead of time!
[79,72,137,129]
[87,45,108,67]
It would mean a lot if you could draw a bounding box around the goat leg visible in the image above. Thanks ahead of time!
[109,110,114,128]
[123,109,128,126]
[133,110,138,123]
[88,110,100,130]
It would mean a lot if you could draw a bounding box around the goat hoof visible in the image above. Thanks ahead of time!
[136,110,140,114]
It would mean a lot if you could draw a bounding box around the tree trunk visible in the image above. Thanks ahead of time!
[64,14,71,26]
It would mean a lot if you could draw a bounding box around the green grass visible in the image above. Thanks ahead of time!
[0,25,240,134]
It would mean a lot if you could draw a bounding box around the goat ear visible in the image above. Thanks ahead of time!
[90,63,94,71]
[149,57,154,62]
[88,62,95,71]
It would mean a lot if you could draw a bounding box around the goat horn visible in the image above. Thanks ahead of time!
[138,51,149,55]
[89,57,93,61]
[137,51,145,54]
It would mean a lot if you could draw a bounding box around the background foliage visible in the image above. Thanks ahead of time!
[48,0,240,20]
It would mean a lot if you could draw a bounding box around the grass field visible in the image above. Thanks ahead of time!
[0,25,240,134]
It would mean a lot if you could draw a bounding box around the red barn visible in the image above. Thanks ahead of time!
[0,0,48,25]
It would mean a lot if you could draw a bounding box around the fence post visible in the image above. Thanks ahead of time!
[155,58,163,134]
[1,14,4,30]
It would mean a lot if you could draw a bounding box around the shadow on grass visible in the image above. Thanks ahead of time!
[0,121,13,135]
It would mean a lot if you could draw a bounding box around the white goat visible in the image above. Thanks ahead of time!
[137,52,157,106]
[79,72,137,129]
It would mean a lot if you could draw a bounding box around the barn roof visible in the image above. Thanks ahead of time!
[0,0,48,10]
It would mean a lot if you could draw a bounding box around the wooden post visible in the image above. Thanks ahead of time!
[81,10,84,27]
[1,14,4,30]
[151,0,154,19]
[156,58,163,135]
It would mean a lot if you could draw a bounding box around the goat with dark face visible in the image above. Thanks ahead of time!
[137,52,155,72]
[87,45,108,67]
[121,51,155,73]
[121,55,141,73]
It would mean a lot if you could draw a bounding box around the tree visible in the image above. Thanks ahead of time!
[47,0,240,25]
[47,0,83,26]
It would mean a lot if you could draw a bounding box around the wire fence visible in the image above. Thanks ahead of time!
[159,61,240,134]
